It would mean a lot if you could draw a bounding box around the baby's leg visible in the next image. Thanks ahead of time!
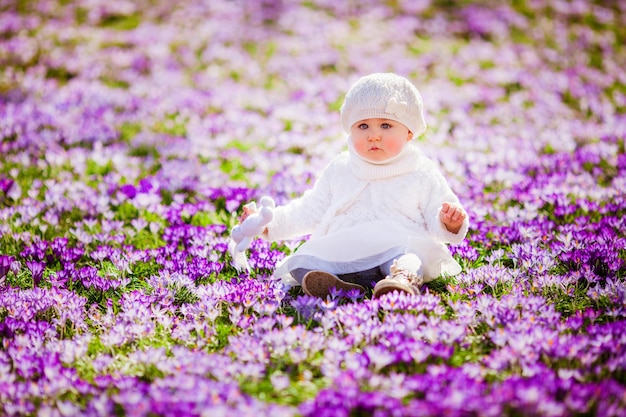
[291,268,311,285]
[380,253,423,277]
[338,267,384,290]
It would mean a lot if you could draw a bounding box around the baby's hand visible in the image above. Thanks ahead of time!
[240,202,258,222]
[440,202,467,234]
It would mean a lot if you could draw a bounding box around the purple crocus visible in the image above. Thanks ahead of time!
[0,177,14,195]
[0,255,13,280]
[119,183,137,199]
[26,260,45,287]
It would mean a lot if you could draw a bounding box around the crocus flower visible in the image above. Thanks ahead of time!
[26,260,45,287]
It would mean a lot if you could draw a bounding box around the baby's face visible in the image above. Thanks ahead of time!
[350,118,413,162]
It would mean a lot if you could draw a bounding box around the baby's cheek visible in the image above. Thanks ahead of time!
[353,141,369,155]
[389,142,406,155]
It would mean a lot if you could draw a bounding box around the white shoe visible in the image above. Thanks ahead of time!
[373,260,423,298]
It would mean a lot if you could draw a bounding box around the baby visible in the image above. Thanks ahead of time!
[241,73,468,299]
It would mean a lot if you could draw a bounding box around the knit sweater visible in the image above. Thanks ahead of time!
[266,143,469,246]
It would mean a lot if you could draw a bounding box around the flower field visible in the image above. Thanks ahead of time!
[1,0,625,415]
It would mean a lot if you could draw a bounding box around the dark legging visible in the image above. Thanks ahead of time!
[291,253,423,290]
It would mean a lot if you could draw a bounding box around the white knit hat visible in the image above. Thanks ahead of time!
[340,73,427,136]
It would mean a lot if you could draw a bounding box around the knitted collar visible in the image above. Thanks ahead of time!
[347,136,420,180]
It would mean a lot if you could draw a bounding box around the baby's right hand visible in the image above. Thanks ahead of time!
[240,202,257,222]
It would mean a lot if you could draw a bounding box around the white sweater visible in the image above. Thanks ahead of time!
[264,140,469,284]
[266,143,469,246]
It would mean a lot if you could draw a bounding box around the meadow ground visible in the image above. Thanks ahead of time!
[0,0,625,416]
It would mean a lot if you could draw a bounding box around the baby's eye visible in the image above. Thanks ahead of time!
[358,123,369,129]
[381,123,391,129]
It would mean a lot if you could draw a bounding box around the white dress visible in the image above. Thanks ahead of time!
[266,140,468,286]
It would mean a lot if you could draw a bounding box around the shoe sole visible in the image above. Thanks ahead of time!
[372,280,415,298]
[302,271,365,298]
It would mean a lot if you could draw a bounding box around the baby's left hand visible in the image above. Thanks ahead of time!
[440,202,467,234]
